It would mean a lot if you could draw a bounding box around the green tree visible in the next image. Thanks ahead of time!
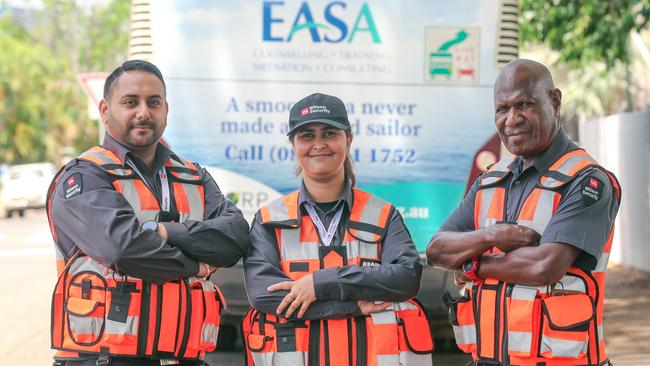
[520,0,650,116]
[521,0,649,68]
[0,0,130,165]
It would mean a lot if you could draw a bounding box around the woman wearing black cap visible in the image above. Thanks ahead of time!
[242,93,434,366]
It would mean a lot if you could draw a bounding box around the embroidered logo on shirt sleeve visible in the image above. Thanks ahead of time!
[63,173,83,199]
[581,176,603,206]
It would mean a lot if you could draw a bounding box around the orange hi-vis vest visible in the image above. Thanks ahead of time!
[242,189,434,366]
[48,146,224,362]
[444,149,621,366]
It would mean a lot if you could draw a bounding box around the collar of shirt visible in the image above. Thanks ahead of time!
[102,132,175,175]
[298,176,353,214]
[507,130,576,177]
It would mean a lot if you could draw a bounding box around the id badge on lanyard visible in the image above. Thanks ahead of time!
[305,203,343,247]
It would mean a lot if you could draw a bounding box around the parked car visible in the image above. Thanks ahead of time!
[0,162,56,218]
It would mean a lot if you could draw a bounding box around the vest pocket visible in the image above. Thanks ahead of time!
[65,272,108,347]
[540,294,593,359]
[185,280,221,357]
[246,333,278,365]
[506,286,539,358]
[442,290,477,354]
[200,281,222,351]
[396,301,434,355]
[104,282,141,349]
[396,302,434,366]
[65,297,105,345]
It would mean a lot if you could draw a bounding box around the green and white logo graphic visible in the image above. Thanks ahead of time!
[424,27,480,83]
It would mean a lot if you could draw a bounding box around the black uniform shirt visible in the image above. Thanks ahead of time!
[50,133,250,283]
[439,130,619,270]
[244,178,423,320]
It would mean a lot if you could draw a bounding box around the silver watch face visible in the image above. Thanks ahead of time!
[142,220,158,231]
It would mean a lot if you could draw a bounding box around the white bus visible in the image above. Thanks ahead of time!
[128,0,518,347]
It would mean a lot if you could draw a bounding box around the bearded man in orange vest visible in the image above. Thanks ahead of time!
[427,59,620,366]
[47,60,250,366]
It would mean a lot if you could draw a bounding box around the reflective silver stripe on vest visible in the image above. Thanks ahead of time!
[178,182,204,222]
[555,275,587,293]
[598,324,604,340]
[201,278,215,292]
[399,351,432,366]
[541,152,595,188]
[511,285,538,300]
[517,189,557,235]
[280,228,319,261]
[68,314,103,337]
[480,158,512,185]
[477,187,498,229]
[201,323,219,345]
[553,152,594,176]
[508,331,533,353]
[251,352,274,365]
[371,310,397,325]
[358,195,388,224]
[55,246,65,261]
[265,197,293,223]
[167,158,203,222]
[80,148,118,165]
[105,316,139,336]
[251,351,307,366]
[452,324,477,346]
[540,334,588,358]
[593,252,610,273]
[377,354,400,366]
[66,256,143,284]
[279,231,381,263]
[389,301,418,311]
[345,240,380,260]
[352,194,389,242]
[118,179,160,224]
[67,256,105,276]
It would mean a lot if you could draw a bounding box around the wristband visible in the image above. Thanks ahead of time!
[463,257,481,282]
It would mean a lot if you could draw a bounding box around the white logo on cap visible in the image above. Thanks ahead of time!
[308,105,330,114]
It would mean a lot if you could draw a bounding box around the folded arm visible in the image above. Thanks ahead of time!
[161,167,250,268]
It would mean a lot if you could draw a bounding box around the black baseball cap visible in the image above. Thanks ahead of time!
[287,93,350,136]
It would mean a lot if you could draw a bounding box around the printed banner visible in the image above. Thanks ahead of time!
[151,0,503,250]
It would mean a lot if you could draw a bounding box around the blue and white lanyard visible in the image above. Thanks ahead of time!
[304,203,344,247]
[127,158,171,212]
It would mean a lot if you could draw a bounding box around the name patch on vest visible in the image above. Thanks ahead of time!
[360,259,381,267]
[63,173,83,199]
[581,176,603,206]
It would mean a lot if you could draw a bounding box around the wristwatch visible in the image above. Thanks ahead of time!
[463,258,481,282]
[141,220,158,232]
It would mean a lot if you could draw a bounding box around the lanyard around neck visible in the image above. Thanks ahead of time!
[127,158,171,212]
[304,203,344,247]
